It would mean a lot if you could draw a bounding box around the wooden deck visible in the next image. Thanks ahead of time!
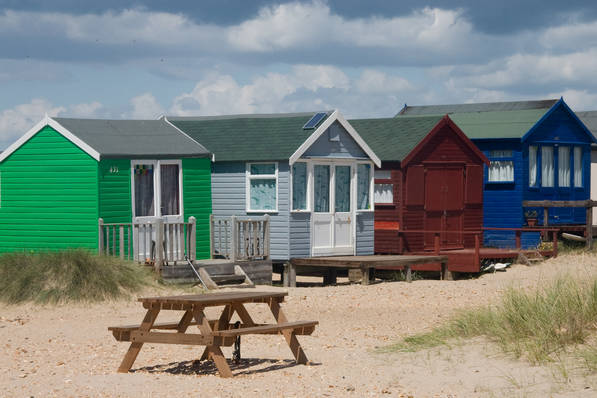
[286,255,449,286]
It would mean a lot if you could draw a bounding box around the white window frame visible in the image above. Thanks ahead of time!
[356,161,375,212]
[291,160,311,212]
[131,159,183,221]
[487,150,514,183]
[246,162,279,213]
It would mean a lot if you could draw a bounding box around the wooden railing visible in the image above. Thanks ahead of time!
[210,215,270,261]
[522,200,597,249]
[98,217,196,271]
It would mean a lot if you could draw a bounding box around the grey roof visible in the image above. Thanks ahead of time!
[396,99,558,116]
[167,111,333,162]
[576,111,597,137]
[53,118,210,158]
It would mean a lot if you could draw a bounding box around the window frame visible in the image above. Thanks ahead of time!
[486,150,515,183]
[290,161,310,212]
[356,161,375,212]
[245,162,279,213]
[131,159,183,221]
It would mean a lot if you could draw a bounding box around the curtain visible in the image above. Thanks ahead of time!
[335,166,351,212]
[488,161,514,182]
[250,179,276,210]
[314,165,330,212]
[160,164,180,216]
[558,146,570,187]
[134,164,154,217]
[292,162,307,210]
[529,146,537,187]
[357,164,370,210]
[574,146,583,187]
[374,184,393,203]
[542,146,554,187]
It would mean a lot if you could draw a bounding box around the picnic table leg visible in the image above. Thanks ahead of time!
[117,304,160,373]
[269,298,309,365]
[199,304,236,362]
[193,306,233,378]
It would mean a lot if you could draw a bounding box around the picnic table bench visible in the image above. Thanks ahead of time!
[285,255,450,287]
[108,291,318,377]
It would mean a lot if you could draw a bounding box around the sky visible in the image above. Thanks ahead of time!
[1,0,597,148]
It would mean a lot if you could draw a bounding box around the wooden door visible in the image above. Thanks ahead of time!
[424,166,464,249]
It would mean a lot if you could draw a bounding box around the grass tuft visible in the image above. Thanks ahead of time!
[385,275,597,369]
[0,249,155,304]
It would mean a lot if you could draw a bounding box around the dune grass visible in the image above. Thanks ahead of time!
[385,275,597,369]
[0,249,155,304]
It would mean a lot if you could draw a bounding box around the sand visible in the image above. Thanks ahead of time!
[2,252,597,397]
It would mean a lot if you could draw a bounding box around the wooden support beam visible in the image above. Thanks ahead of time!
[587,206,593,250]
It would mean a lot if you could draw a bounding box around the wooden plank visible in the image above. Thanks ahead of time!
[119,225,125,259]
[523,200,596,207]
[212,320,318,337]
[269,299,310,365]
[139,291,288,307]
[290,255,449,268]
[130,330,214,345]
[587,207,593,250]
[283,262,296,288]
[117,305,160,373]
[193,305,233,378]
[98,218,104,254]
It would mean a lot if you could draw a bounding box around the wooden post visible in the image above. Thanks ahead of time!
[264,214,271,260]
[98,218,104,255]
[543,207,549,239]
[515,230,521,249]
[154,219,164,272]
[231,216,237,262]
[434,233,440,254]
[474,233,480,270]
[283,262,296,287]
[553,230,558,257]
[188,216,197,262]
[586,206,593,250]
[119,225,125,259]
[405,265,412,283]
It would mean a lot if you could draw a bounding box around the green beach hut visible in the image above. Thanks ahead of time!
[0,115,212,261]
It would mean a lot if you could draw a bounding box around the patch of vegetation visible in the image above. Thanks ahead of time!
[384,275,597,369]
[0,249,155,304]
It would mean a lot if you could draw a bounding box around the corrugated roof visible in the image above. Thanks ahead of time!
[447,109,547,139]
[348,116,443,162]
[167,112,332,162]
[53,118,210,158]
[576,111,597,137]
[396,99,557,116]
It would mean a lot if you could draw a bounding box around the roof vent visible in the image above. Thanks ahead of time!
[303,112,327,129]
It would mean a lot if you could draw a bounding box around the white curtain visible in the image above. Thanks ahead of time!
[542,146,554,187]
[160,164,180,215]
[488,161,514,182]
[334,166,351,212]
[558,146,570,187]
[529,146,537,187]
[292,162,307,210]
[574,146,583,187]
[250,179,276,210]
[374,184,393,203]
[357,164,371,210]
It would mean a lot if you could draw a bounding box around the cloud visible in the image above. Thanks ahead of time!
[553,89,597,111]
[69,101,104,117]
[125,93,165,119]
[0,99,66,148]
[355,70,413,94]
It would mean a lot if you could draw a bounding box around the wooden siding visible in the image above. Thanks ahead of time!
[374,165,401,254]
[183,157,212,260]
[289,212,310,258]
[356,211,374,255]
[98,159,131,224]
[302,121,367,159]
[211,161,290,261]
[0,126,99,252]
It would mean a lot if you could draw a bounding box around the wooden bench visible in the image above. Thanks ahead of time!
[212,320,318,337]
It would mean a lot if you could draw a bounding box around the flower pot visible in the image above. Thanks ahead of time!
[526,218,537,227]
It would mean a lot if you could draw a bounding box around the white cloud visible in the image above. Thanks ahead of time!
[126,93,165,119]
[355,70,413,94]
[69,101,103,117]
[553,89,597,111]
[0,99,65,147]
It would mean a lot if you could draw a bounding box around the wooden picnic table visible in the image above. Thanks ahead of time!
[108,291,318,378]
[285,255,450,287]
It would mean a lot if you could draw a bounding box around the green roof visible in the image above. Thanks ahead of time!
[167,112,332,162]
[445,109,548,140]
[396,99,557,116]
[54,118,210,158]
[348,116,443,162]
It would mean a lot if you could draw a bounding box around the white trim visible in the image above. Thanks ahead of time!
[356,161,375,212]
[246,161,279,213]
[162,116,215,162]
[288,110,382,167]
[0,116,101,163]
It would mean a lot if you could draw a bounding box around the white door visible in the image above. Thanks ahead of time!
[311,163,354,256]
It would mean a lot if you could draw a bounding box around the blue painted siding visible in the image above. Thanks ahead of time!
[289,212,311,258]
[356,211,374,255]
[211,161,290,261]
[302,121,367,159]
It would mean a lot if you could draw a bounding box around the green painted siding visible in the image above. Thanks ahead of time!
[98,159,132,255]
[182,157,211,259]
[0,126,99,252]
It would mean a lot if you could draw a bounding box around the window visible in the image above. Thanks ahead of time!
[357,163,371,210]
[246,162,278,212]
[335,165,351,212]
[542,146,554,187]
[487,150,514,182]
[314,164,330,212]
[374,184,394,203]
[574,146,583,187]
[558,146,570,187]
[132,160,182,219]
[134,164,155,217]
[374,170,392,180]
[160,164,180,215]
[529,146,537,187]
[292,162,307,211]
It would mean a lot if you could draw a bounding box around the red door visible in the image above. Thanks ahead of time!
[424,166,464,249]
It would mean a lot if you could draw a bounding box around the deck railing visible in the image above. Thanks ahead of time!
[98,217,196,271]
[210,215,270,261]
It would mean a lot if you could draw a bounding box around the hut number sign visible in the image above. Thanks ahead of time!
[109,165,119,174]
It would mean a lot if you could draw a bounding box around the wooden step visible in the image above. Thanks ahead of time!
[210,274,247,284]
